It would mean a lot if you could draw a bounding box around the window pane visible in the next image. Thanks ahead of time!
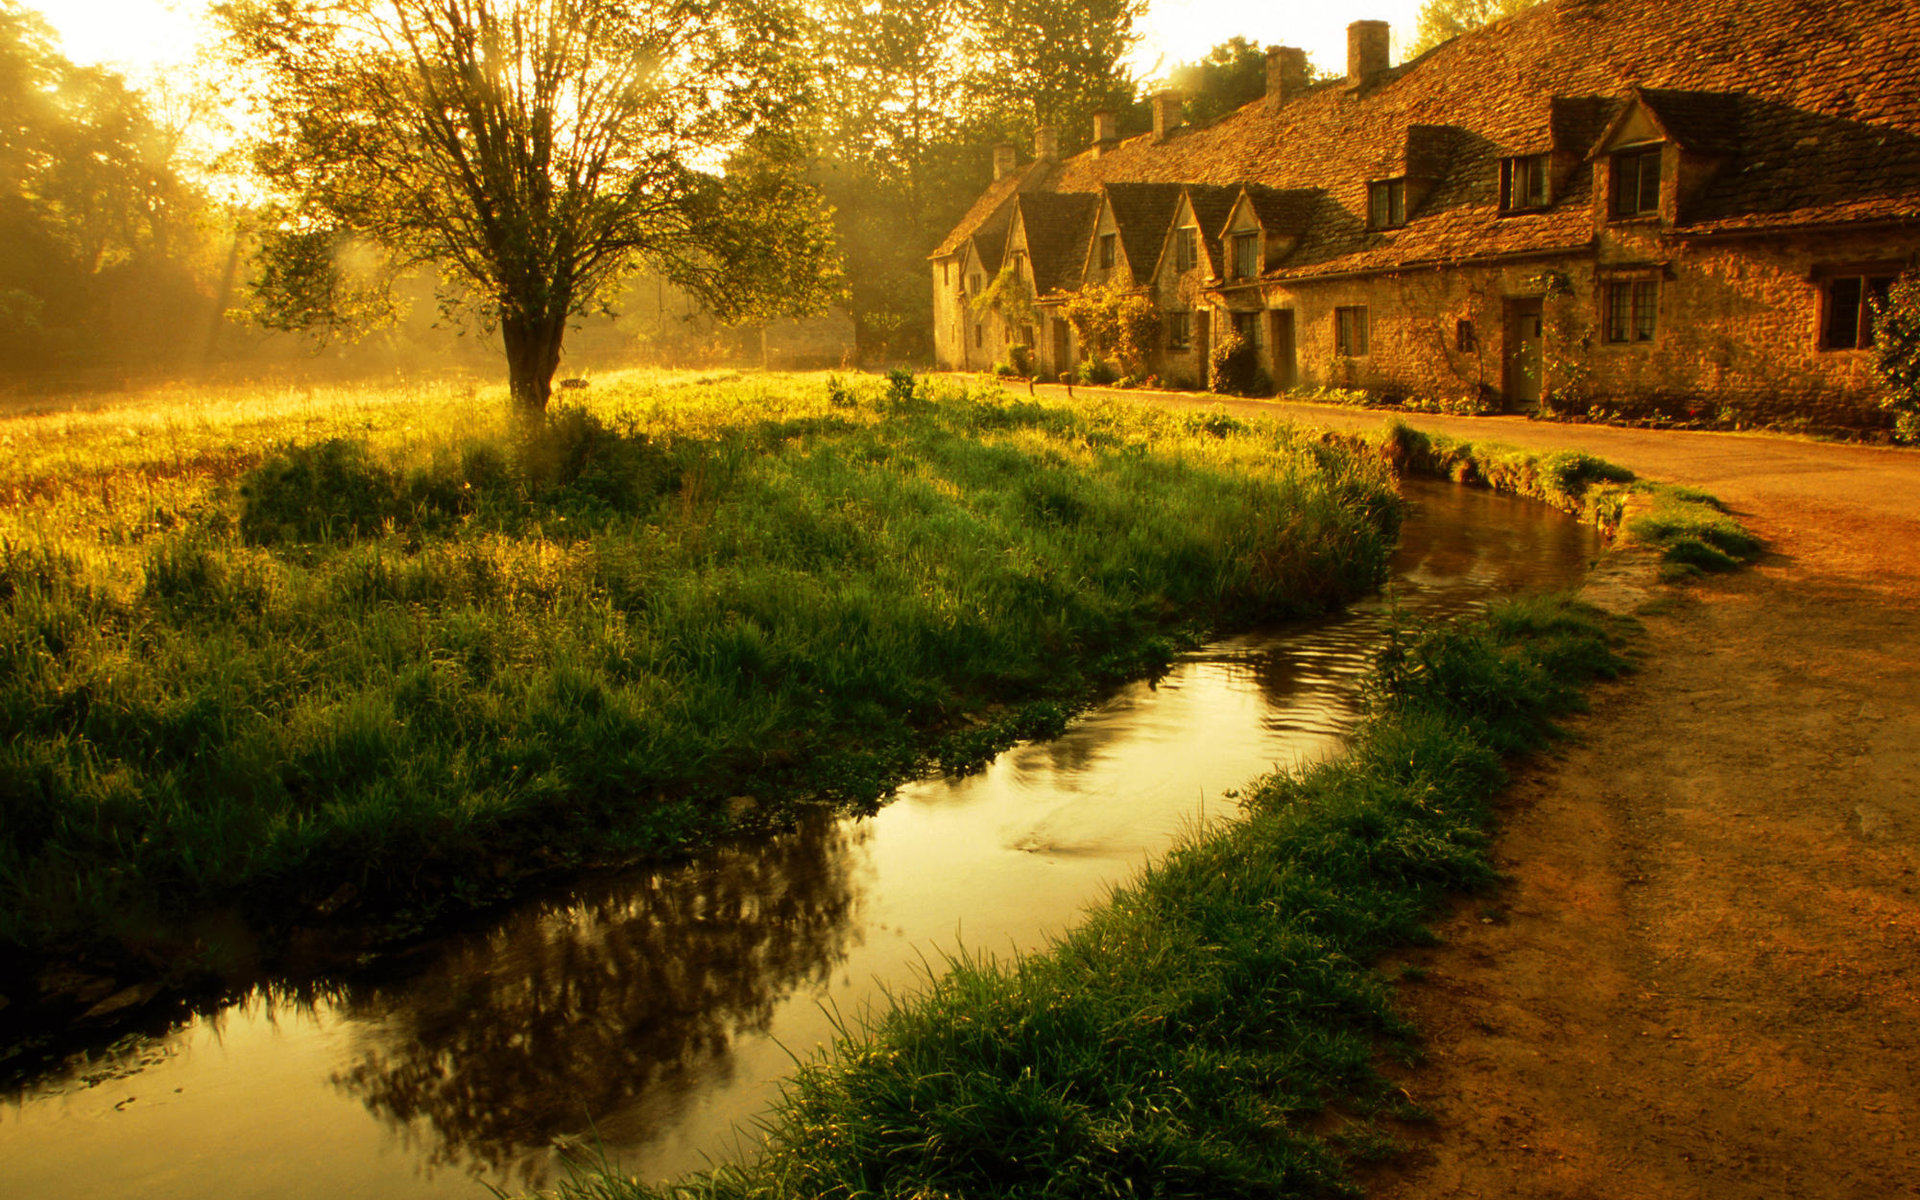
[1390,181,1405,226]
[1638,150,1661,213]
[1606,283,1630,342]
[1633,281,1657,341]
[1523,156,1547,206]
[1456,318,1475,352]
[1335,309,1351,355]
[1825,277,1863,349]
[1353,308,1368,356]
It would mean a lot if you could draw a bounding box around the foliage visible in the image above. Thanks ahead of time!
[972,263,1036,327]
[537,595,1629,1200]
[809,0,1145,361]
[0,1,227,370]
[1208,327,1264,395]
[1163,36,1269,125]
[1871,273,1920,442]
[0,371,1400,966]
[220,0,841,410]
[1408,0,1540,56]
[1062,284,1161,378]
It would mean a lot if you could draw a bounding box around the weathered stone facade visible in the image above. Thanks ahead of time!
[931,0,1920,427]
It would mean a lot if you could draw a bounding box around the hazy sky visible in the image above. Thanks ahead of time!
[35,0,1429,82]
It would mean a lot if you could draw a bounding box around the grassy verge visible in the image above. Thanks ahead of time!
[540,594,1632,1200]
[1376,419,1764,576]
[0,372,1400,975]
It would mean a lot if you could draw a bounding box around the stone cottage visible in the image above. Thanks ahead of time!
[930,0,1920,425]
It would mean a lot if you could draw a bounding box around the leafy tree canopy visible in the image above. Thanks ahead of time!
[1409,0,1539,57]
[219,0,842,410]
[1164,36,1268,126]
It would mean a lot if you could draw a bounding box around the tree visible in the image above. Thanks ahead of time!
[220,0,841,412]
[1408,0,1539,57]
[1165,37,1268,126]
[961,0,1145,150]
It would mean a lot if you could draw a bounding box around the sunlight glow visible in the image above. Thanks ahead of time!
[34,0,1433,85]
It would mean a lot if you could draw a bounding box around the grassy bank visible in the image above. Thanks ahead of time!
[541,594,1631,1200]
[1378,420,1764,577]
[0,372,1400,972]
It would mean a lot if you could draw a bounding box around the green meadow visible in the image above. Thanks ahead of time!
[0,371,1401,968]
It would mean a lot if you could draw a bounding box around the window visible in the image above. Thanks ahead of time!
[1456,318,1476,352]
[1175,227,1199,273]
[1020,323,1036,347]
[1610,146,1662,218]
[1604,281,1659,343]
[1822,275,1897,349]
[1232,232,1259,279]
[970,273,983,294]
[1500,155,1549,211]
[1369,179,1407,229]
[1168,310,1192,350]
[974,323,984,348]
[1098,233,1117,270]
[1231,310,1262,347]
[1335,306,1369,356]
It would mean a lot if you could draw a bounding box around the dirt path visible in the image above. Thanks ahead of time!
[1042,386,1920,1197]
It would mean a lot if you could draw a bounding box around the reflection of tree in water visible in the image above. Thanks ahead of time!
[330,813,864,1186]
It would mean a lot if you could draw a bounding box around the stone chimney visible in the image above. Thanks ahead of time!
[1347,20,1390,84]
[993,143,1018,181]
[1091,110,1119,156]
[1265,46,1309,110]
[1151,90,1183,141]
[1035,124,1059,163]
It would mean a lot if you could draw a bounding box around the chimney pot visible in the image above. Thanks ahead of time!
[1265,46,1308,110]
[1035,124,1059,163]
[1151,90,1183,141]
[993,143,1018,181]
[1091,110,1118,156]
[1347,20,1391,84]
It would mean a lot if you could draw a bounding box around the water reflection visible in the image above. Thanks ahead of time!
[330,815,863,1186]
[0,479,1598,1200]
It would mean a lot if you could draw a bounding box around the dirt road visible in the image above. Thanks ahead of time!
[1064,387,1920,1197]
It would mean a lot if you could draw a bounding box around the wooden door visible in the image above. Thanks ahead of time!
[1504,298,1544,409]
[1267,309,1297,390]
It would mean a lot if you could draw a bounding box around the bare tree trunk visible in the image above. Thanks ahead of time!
[502,314,567,414]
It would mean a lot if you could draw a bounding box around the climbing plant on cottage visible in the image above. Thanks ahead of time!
[1062,285,1162,379]
[1872,274,1920,441]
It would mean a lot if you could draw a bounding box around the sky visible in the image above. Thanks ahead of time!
[31,0,1431,83]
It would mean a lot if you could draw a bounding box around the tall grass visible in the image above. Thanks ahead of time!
[538,595,1632,1200]
[0,372,1400,967]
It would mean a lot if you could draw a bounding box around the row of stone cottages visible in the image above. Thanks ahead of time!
[929,0,1920,425]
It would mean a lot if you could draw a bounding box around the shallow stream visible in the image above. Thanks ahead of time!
[0,479,1600,1198]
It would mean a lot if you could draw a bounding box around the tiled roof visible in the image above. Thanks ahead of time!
[930,160,1056,259]
[1182,184,1241,277]
[1016,192,1100,295]
[1101,183,1186,284]
[945,0,1920,281]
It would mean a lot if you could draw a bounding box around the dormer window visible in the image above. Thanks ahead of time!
[1501,155,1550,212]
[1232,232,1259,279]
[1175,228,1199,273]
[1369,179,1407,229]
[1610,145,1662,218]
[1098,233,1118,270]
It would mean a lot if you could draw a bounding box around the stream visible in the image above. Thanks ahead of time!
[0,478,1601,1198]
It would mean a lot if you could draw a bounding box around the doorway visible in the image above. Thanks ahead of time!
[1267,309,1297,390]
[1194,310,1211,384]
[1504,297,1544,410]
[1052,319,1071,377]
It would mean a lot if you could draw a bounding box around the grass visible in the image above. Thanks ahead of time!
[535,594,1633,1200]
[0,370,1402,970]
[1375,419,1765,576]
